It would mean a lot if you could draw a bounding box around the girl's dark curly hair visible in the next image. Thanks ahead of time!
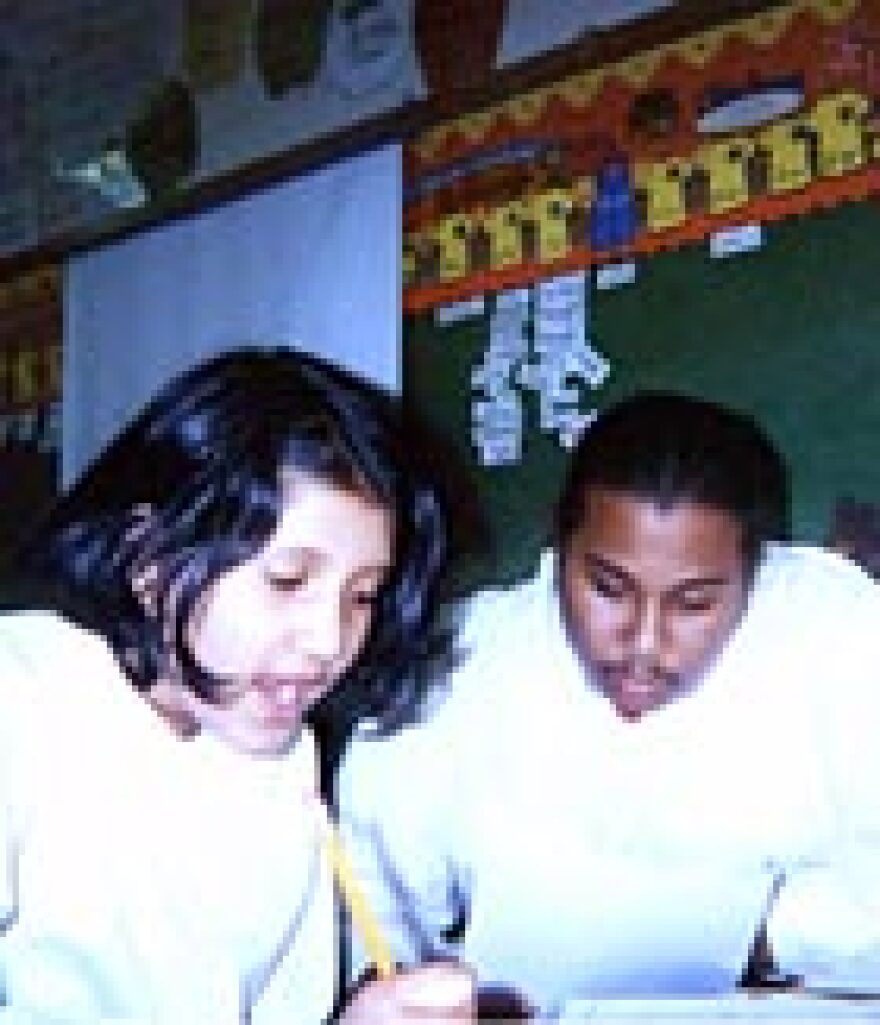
[18,346,451,752]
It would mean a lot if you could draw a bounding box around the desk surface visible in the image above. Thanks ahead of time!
[549,994,879,1021]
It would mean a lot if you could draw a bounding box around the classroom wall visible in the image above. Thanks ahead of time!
[62,144,401,486]
[405,198,880,591]
[0,0,673,261]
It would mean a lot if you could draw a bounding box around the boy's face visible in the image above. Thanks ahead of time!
[559,487,750,721]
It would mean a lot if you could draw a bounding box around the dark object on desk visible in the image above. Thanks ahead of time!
[739,919,802,993]
[335,970,536,1021]
[476,982,536,1021]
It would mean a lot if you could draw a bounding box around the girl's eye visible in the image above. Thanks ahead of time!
[267,573,307,592]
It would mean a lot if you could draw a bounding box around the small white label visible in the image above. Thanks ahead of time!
[710,223,764,258]
[434,294,485,324]
[595,261,637,290]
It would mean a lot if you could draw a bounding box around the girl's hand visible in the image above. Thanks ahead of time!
[339,962,475,1023]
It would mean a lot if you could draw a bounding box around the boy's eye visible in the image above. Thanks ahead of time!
[673,591,717,614]
[590,574,626,600]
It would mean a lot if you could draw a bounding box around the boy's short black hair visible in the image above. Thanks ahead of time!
[555,392,790,575]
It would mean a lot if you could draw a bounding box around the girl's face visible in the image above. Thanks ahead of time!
[173,470,393,756]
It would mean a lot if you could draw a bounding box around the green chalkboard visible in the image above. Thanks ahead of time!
[404,199,880,594]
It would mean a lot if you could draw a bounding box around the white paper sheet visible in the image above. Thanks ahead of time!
[551,993,879,1022]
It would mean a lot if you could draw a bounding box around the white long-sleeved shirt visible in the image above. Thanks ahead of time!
[0,611,337,1025]
[339,545,880,1013]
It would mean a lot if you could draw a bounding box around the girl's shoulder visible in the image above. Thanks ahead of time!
[0,610,120,713]
[0,607,105,658]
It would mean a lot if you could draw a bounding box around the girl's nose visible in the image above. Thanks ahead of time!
[295,591,345,664]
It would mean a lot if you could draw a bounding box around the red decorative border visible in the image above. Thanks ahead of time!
[403,0,880,312]
[404,166,880,313]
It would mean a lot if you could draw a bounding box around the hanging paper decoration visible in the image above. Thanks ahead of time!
[184,0,250,93]
[413,0,508,96]
[324,0,408,98]
[470,271,609,468]
[471,286,528,467]
[255,0,332,98]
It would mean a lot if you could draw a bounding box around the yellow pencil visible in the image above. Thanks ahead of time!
[322,817,396,980]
